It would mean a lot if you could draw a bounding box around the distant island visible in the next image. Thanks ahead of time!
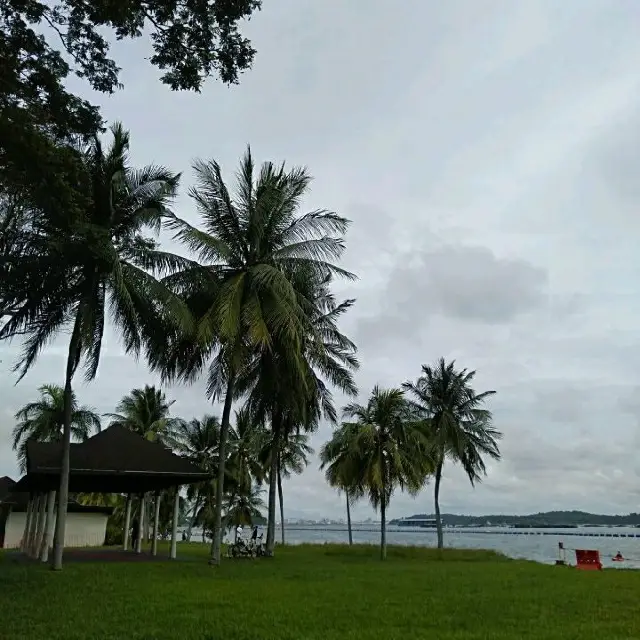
[389,511,640,528]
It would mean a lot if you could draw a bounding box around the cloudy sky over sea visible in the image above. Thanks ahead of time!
[2,0,640,520]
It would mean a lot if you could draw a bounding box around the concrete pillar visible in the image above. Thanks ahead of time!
[34,493,47,556]
[122,494,132,551]
[135,493,144,554]
[170,487,180,559]
[27,494,40,556]
[151,491,161,556]
[40,491,56,562]
[20,496,33,553]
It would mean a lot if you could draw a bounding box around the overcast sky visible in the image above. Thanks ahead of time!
[2,0,640,520]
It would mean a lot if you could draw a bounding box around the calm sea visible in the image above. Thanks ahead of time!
[196,524,640,568]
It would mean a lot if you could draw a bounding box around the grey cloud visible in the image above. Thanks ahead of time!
[356,244,548,350]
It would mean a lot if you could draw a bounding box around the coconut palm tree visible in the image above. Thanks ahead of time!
[403,358,502,549]
[146,147,354,565]
[237,271,358,555]
[224,485,266,536]
[105,385,181,443]
[260,431,313,545]
[226,407,267,496]
[0,123,188,569]
[12,384,101,472]
[342,387,426,560]
[105,385,184,541]
[319,422,364,546]
[166,414,220,541]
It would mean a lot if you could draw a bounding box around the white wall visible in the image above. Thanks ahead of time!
[3,511,109,549]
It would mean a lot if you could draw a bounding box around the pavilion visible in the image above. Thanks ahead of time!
[11,425,211,563]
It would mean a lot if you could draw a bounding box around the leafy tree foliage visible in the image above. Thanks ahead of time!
[342,387,427,560]
[12,384,101,472]
[0,124,187,570]
[319,421,364,546]
[147,147,356,564]
[105,385,182,443]
[403,358,501,549]
[1,0,262,201]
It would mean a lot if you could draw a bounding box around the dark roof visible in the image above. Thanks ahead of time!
[0,476,16,502]
[14,426,210,493]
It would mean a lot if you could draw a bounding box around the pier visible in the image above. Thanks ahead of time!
[283,527,640,538]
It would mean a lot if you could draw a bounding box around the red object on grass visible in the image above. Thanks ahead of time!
[575,549,602,570]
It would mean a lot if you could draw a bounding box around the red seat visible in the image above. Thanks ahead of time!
[575,549,602,571]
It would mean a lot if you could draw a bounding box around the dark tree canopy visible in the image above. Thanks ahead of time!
[0,0,262,198]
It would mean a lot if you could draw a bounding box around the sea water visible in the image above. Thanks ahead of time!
[195,525,640,568]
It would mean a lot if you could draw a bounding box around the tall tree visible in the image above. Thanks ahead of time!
[147,148,355,565]
[403,358,502,549]
[226,407,267,496]
[224,485,265,535]
[238,271,358,555]
[319,422,364,546]
[105,385,181,443]
[1,0,262,205]
[0,123,188,570]
[260,431,312,545]
[105,385,183,542]
[167,414,220,541]
[12,384,101,472]
[342,387,426,560]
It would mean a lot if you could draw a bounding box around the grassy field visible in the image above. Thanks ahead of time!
[1,543,640,639]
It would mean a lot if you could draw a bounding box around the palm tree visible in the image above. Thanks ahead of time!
[226,407,267,496]
[319,422,364,546]
[12,384,101,472]
[261,431,312,545]
[237,271,358,555]
[0,123,188,569]
[105,385,184,541]
[224,485,266,536]
[105,385,181,443]
[342,387,426,560]
[146,147,354,565]
[403,358,501,549]
[167,414,220,541]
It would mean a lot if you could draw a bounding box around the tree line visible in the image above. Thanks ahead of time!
[1,125,358,569]
[2,2,501,568]
[12,383,310,545]
[320,360,501,559]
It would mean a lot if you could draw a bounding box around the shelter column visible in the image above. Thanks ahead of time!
[151,491,161,556]
[122,494,132,551]
[170,486,180,559]
[34,494,47,557]
[20,495,33,553]
[40,491,56,562]
[27,494,41,556]
[135,493,144,554]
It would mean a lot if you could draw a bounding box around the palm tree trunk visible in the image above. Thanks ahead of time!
[209,374,235,566]
[144,496,151,543]
[186,495,201,542]
[266,419,281,556]
[277,454,285,545]
[434,461,444,550]
[380,497,387,561]
[52,319,81,571]
[346,490,353,546]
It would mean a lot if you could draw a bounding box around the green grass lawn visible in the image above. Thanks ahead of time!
[1,543,639,639]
